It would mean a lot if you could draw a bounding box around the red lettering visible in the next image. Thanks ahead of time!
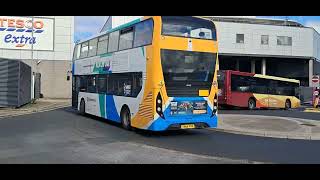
[33,21,43,29]
[7,19,15,27]
[0,18,7,27]
[16,19,24,28]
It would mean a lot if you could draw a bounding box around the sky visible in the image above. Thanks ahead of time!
[74,16,320,42]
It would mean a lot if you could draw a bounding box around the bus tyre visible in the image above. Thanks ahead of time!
[79,99,86,115]
[121,108,132,131]
[248,98,256,110]
[285,100,291,110]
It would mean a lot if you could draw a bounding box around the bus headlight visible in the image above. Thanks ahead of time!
[156,92,165,119]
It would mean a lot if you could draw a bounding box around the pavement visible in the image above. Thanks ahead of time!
[0,98,71,119]
[216,114,320,140]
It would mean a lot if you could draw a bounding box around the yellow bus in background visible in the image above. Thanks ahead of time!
[218,70,301,110]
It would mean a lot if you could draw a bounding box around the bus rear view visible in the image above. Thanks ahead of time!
[72,16,219,132]
[145,16,219,131]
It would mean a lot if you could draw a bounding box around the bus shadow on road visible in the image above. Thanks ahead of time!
[63,107,205,137]
[134,129,197,137]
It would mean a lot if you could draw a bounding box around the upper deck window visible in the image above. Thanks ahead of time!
[134,19,154,47]
[162,16,216,40]
[80,42,89,58]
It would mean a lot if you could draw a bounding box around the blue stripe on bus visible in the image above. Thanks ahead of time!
[0,28,6,31]
[72,63,75,76]
[106,95,121,122]
[25,29,33,32]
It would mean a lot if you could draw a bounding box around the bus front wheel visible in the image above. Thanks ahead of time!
[248,98,256,110]
[285,100,291,110]
[121,107,132,131]
[79,99,86,115]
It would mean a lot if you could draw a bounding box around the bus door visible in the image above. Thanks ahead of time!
[72,76,79,108]
[251,77,269,108]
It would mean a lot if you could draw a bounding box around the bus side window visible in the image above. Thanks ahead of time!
[79,76,88,92]
[97,35,109,55]
[134,19,154,47]
[80,42,89,58]
[108,31,120,53]
[87,76,97,93]
[119,27,134,51]
[73,44,81,60]
[88,38,98,57]
[97,75,107,94]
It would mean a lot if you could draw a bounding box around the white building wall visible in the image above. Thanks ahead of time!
[111,16,143,29]
[214,21,320,60]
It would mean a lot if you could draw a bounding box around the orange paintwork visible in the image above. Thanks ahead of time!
[131,16,219,129]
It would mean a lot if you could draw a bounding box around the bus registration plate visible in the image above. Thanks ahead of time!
[181,124,195,129]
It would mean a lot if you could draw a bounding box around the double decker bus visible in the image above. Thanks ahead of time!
[72,16,219,131]
[218,70,300,110]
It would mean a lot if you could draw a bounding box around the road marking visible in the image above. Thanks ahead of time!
[304,108,320,113]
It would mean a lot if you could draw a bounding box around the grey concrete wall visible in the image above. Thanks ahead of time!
[21,60,72,99]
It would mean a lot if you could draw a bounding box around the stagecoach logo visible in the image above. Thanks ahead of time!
[93,61,111,74]
[0,18,44,48]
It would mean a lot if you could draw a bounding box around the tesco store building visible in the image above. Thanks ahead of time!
[0,16,74,99]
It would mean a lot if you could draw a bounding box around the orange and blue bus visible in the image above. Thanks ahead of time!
[218,70,300,110]
[72,16,219,131]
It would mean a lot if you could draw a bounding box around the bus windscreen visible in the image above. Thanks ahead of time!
[161,16,216,40]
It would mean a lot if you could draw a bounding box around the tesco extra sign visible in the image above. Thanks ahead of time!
[0,16,54,50]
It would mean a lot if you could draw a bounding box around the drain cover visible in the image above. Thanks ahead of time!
[300,123,316,127]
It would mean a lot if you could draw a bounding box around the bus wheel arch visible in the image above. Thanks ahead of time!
[248,97,256,110]
[285,99,291,110]
[120,105,132,130]
[79,98,86,115]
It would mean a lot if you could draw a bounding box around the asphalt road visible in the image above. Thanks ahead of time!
[1,107,320,163]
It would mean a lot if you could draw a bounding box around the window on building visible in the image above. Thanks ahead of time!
[73,44,81,60]
[277,36,292,46]
[88,38,98,57]
[80,42,89,58]
[108,30,120,53]
[97,35,109,55]
[261,35,269,45]
[119,27,134,51]
[134,19,154,47]
[236,34,244,44]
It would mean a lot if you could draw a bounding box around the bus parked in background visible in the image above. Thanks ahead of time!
[72,16,219,131]
[218,70,300,110]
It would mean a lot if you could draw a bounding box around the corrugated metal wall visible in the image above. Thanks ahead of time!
[18,62,31,107]
[0,59,31,108]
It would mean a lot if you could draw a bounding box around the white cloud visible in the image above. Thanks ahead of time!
[74,16,109,42]
[305,21,320,33]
